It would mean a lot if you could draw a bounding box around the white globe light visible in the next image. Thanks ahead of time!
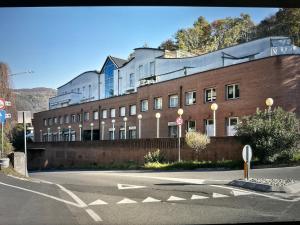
[101,121,105,125]
[155,112,161,119]
[137,114,142,120]
[211,103,218,111]
[123,117,128,122]
[112,119,115,123]
[177,108,184,116]
[265,98,274,107]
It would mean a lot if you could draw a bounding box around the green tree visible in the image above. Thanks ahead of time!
[236,107,300,163]
[159,39,178,51]
[185,131,210,160]
[11,124,24,151]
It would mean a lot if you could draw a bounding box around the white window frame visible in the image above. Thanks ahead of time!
[102,109,107,119]
[205,88,216,103]
[169,95,178,108]
[129,73,135,88]
[150,61,155,75]
[154,97,162,110]
[129,105,136,116]
[226,84,240,100]
[110,108,116,118]
[185,91,196,105]
[139,65,143,78]
[187,121,196,132]
[71,114,76,123]
[84,112,89,121]
[227,117,239,136]
[93,111,99,120]
[120,106,126,117]
[141,99,148,112]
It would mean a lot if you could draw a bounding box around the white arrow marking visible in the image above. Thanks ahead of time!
[117,183,146,190]
[88,199,108,205]
[142,197,161,203]
[212,193,229,198]
[117,198,137,204]
[191,194,209,200]
[167,196,186,201]
[231,190,251,196]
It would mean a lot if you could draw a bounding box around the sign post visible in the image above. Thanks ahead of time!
[176,116,183,162]
[0,110,6,158]
[242,145,252,180]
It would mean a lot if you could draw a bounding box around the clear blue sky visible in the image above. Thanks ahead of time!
[0,7,279,89]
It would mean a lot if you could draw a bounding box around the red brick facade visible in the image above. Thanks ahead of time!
[33,55,300,141]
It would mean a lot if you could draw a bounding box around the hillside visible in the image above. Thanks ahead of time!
[13,87,57,113]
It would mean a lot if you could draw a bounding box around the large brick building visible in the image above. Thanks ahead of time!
[33,54,300,142]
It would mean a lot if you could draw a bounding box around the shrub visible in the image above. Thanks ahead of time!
[144,149,165,163]
[185,131,210,160]
[236,107,300,163]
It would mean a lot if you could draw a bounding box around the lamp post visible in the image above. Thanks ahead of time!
[47,128,50,142]
[137,114,142,139]
[177,108,184,162]
[90,123,94,141]
[101,121,105,140]
[79,124,82,141]
[40,130,42,142]
[123,117,127,139]
[155,112,161,138]
[265,98,274,122]
[57,127,61,142]
[211,103,218,137]
[111,119,115,140]
[68,125,71,142]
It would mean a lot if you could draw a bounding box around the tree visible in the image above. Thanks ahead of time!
[235,107,300,163]
[185,131,210,160]
[11,124,24,151]
[159,39,178,51]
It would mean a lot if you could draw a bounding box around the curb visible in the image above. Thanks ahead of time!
[228,179,300,194]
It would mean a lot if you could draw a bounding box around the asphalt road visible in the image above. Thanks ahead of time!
[0,167,300,225]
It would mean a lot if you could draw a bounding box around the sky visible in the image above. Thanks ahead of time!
[0,7,279,89]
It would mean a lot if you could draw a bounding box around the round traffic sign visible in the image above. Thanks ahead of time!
[242,145,252,162]
[176,117,183,125]
[0,98,5,110]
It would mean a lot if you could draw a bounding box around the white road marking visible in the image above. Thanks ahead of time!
[191,194,209,200]
[85,209,103,222]
[231,190,252,196]
[89,199,108,205]
[212,193,229,198]
[56,184,87,207]
[117,198,137,204]
[0,181,81,208]
[142,197,161,203]
[117,183,146,190]
[167,196,186,201]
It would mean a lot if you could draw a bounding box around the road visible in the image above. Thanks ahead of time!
[0,167,300,225]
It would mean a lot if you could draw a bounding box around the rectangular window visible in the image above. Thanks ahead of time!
[141,99,148,112]
[226,84,240,100]
[43,119,47,126]
[168,125,178,138]
[187,121,196,132]
[119,129,125,139]
[129,73,135,88]
[185,91,196,105]
[129,105,136,115]
[102,109,107,119]
[119,107,126,117]
[53,117,57,124]
[64,115,69,124]
[150,61,155,75]
[77,114,81,123]
[169,95,178,108]
[71,114,76,123]
[154,97,162,110]
[59,116,63,124]
[82,86,85,98]
[227,117,238,136]
[88,84,92,98]
[205,88,216,102]
[93,111,99,120]
[110,108,116,118]
[204,119,214,137]
[139,65,143,77]
[84,112,89,121]
[48,118,53,126]
[109,131,114,140]
[129,129,137,139]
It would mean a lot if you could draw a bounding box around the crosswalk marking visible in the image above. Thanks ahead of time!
[231,190,252,196]
[191,194,209,200]
[142,197,161,203]
[88,199,108,205]
[167,196,186,201]
[117,198,137,204]
[117,184,146,190]
[212,193,229,198]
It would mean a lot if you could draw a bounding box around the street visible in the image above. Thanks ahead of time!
[0,167,300,225]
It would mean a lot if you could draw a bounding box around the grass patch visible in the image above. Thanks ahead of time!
[0,166,26,178]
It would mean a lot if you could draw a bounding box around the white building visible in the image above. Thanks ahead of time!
[49,36,300,109]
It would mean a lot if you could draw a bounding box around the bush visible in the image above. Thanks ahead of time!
[236,107,300,163]
[185,131,210,160]
[144,149,165,163]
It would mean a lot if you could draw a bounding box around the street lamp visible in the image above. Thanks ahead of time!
[123,117,127,139]
[57,127,61,142]
[137,114,142,139]
[90,123,94,141]
[211,103,218,137]
[47,128,50,142]
[111,119,115,140]
[40,130,42,142]
[79,124,82,141]
[101,121,105,140]
[177,108,184,162]
[155,112,161,138]
[266,98,274,122]
[68,125,71,141]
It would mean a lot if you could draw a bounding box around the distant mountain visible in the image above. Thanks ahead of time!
[13,87,57,113]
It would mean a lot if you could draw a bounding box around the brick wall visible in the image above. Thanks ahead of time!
[27,137,243,170]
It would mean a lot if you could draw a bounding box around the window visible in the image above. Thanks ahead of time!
[119,107,126,117]
[93,111,99,120]
[205,88,216,102]
[169,95,178,108]
[82,86,85,98]
[48,118,53,126]
[205,119,214,137]
[102,109,107,119]
[84,112,89,121]
[64,115,69,124]
[150,61,155,75]
[185,91,196,105]
[154,97,162,110]
[88,84,92,98]
[77,114,81,123]
[187,121,196,132]
[104,59,116,98]
[43,119,47,126]
[139,65,143,77]
[129,73,135,88]
[141,99,148,112]
[226,84,239,100]
[227,117,238,136]
[110,108,116,118]
[109,131,114,140]
[59,116,63,124]
[77,88,80,93]
[119,129,125,139]
[53,117,57,124]
[168,125,178,138]
[71,114,76,123]
[129,105,136,115]
[129,129,136,139]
